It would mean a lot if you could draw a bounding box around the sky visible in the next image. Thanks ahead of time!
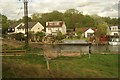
[0,0,119,20]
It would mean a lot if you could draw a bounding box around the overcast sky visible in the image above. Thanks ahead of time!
[0,0,119,20]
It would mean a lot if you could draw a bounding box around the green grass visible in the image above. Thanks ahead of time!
[2,54,119,78]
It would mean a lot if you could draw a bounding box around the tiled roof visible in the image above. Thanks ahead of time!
[46,21,64,27]
[17,22,37,29]
[9,23,20,28]
[76,27,97,32]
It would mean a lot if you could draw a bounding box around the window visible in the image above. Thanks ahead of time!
[49,23,53,26]
[12,28,14,31]
[87,33,93,37]
[114,33,118,36]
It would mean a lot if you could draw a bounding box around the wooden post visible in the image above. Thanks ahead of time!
[89,43,92,54]
[43,45,50,71]
[46,58,50,70]
[89,43,92,59]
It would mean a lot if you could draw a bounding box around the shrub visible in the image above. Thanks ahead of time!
[56,31,65,40]
[15,33,25,41]
[35,32,46,42]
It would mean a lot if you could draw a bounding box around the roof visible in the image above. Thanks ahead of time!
[9,23,20,28]
[76,27,97,32]
[17,22,37,29]
[83,28,97,32]
[46,21,64,27]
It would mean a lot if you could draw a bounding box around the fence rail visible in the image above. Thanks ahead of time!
[0,50,26,56]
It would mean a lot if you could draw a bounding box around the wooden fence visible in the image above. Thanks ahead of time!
[0,50,26,56]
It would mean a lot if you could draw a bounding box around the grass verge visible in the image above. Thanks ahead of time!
[2,54,119,78]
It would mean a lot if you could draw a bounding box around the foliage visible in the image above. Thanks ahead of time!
[3,9,118,37]
[0,14,9,34]
[102,17,118,26]
[28,31,34,41]
[35,32,45,37]
[14,33,25,41]
[91,14,109,37]
[76,31,82,38]
[31,9,97,30]
[56,31,65,40]
[63,9,83,29]
[95,23,108,37]
[17,16,32,23]
[35,32,46,42]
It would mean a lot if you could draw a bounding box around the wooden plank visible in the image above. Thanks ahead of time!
[1,50,26,56]
[2,50,26,53]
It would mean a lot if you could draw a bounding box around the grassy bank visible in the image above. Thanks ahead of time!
[2,54,119,78]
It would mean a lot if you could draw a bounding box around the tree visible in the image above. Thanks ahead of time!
[63,9,83,29]
[76,31,82,39]
[90,14,105,26]
[28,31,35,41]
[56,31,65,41]
[102,17,118,26]
[35,32,46,42]
[82,15,95,27]
[31,13,42,21]
[17,16,32,23]
[41,10,63,21]
[95,23,108,37]
[90,14,108,36]
[64,9,79,14]
[1,14,9,34]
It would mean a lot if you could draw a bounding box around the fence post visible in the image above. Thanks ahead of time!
[89,43,92,59]
[89,43,92,54]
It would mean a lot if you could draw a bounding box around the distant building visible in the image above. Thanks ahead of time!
[46,21,66,35]
[84,28,97,38]
[76,28,97,38]
[8,22,44,34]
[107,26,120,45]
[107,26,119,36]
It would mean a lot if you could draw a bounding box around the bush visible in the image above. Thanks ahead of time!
[15,33,25,41]
[56,31,65,40]
[35,32,46,42]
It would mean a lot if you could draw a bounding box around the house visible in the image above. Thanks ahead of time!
[107,26,120,45]
[8,23,24,34]
[107,26,119,36]
[8,22,44,34]
[84,28,97,38]
[46,21,66,35]
[76,28,97,38]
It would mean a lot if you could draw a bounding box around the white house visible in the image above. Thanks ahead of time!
[107,26,119,36]
[46,21,66,35]
[83,28,97,38]
[107,26,120,45]
[8,22,44,34]
[8,23,24,34]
